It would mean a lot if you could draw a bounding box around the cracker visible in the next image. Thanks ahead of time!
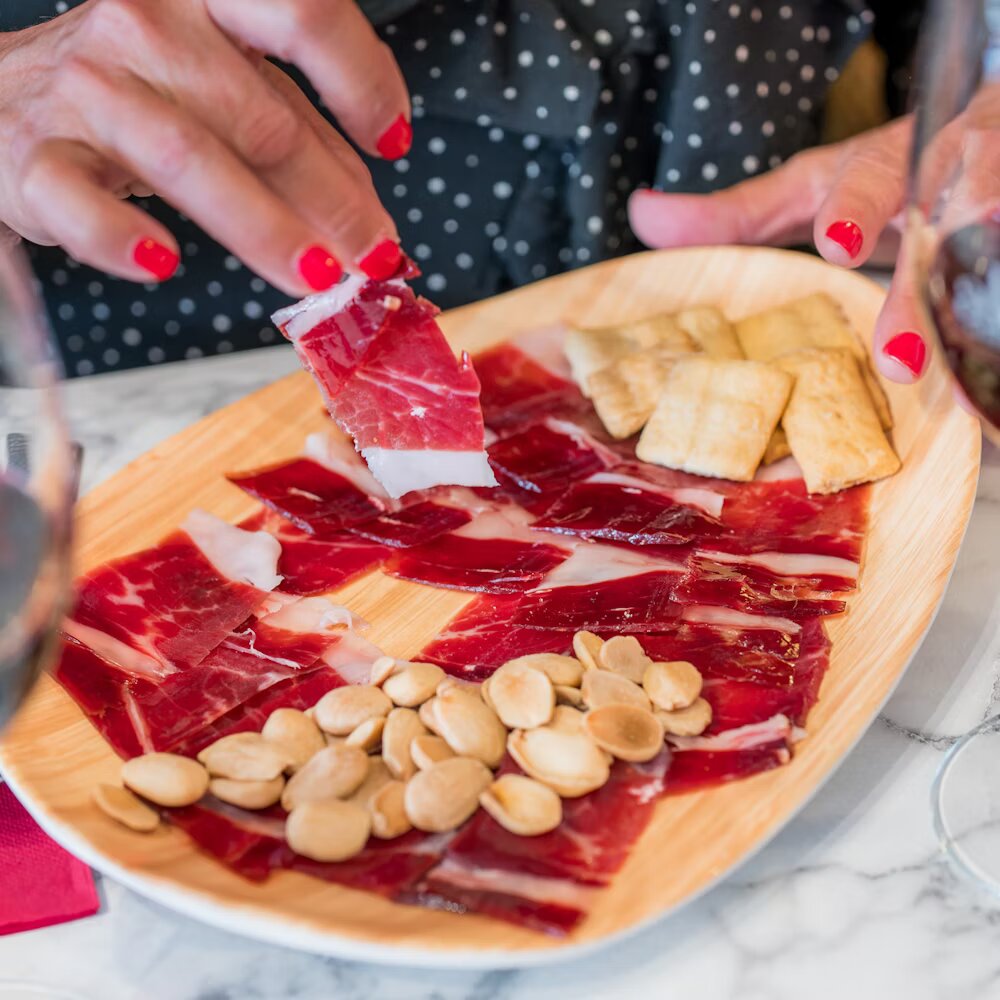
[564,316,695,397]
[588,343,697,439]
[674,307,744,359]
[762,428,792,465]
[777,348,900,494]
[735,292,892,428]
[636,357,793,482]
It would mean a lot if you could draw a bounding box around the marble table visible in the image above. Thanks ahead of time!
[3,346,1000,1000]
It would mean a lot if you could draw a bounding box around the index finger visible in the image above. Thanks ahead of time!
[205,0,411,159]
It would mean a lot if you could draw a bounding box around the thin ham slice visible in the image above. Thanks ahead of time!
[273,271,496,498]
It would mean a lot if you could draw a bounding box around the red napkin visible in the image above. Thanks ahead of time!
[0,783,100,935]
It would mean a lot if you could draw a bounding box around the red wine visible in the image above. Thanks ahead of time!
[927,217,1000,428]
[0,477,55,729]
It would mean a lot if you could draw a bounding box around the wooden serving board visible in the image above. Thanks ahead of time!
[0,248,981,968]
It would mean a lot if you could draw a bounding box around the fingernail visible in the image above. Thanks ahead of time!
[883,331,927,376]
[358,239,402,280]
[297,245,343,291]
[376,115,412,160]
[825,220,864,259]
[133,238,179,281]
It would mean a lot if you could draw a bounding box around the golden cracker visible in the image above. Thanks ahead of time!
[674,307,744,359]
[636,357,793,482]
[762,427,792,465]
[777,348,900,494]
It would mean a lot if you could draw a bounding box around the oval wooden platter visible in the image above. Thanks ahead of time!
[0,247,981,968]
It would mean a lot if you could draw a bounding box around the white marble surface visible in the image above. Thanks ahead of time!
[3,346,1000,1000]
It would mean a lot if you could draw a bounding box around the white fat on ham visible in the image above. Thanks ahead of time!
[754,456,804,482]
[512,325,573,380]
[360,447,497,499]
[181,510,282,592]
[586,470,726,518]
[531,541,684,589]
[304,431,390,501]
[322,630,386,684]
[271,274,404,342]
[667,713,793,752]
[681,604,800,634]
[428,856,601,910]
[63,620,169,680]
[543,417,619,469]
[258,596,358,634]
[697,548,860,583]
[453,504,576,549]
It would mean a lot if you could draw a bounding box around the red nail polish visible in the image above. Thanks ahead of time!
[133,238,179,281]
[825,220,864,259]
[376,115,412,160]
[298,245,343,291]
[883,331,927,376]
[358,239,402,280]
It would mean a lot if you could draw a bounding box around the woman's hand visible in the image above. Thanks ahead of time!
[0,0,412,293]
[628,117,929,385]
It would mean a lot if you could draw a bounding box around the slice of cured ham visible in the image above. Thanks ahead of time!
[67,511,281,678]
[273,272,496,498]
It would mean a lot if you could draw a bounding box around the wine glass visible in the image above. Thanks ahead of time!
[0,239,74,733]
[908,0,1000,895]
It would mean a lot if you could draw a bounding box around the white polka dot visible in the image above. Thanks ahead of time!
[576,248,591,262]
[778,81,792,95]
[484,222,501,238]
[588,57,601,71]
[51,269,68,286]
[798,96,813,112]
[666,168,681,183]
[244,301,263,319]
[217,341,233,354]
[525,161,541,179]
[687,133,703,148]
[414,38,428,51]
[414,243,432,260]
[394,158,410,173]
[786,48,799,62]
[493,181,513,199]
[669,23,681,37]
[494,21,507,35]
[644,88,658,103]
[761,120,775,137]
[102,348,120,366]
[689,60,702,75]
[630,24,644,39]
[594,28,613,46]
[536,106,549,119]
[89,326,105,343]
[393,184,407,198]
[846,15,860,32]
[825,66,840,82]
[76,359,94,376]
[726,83,740,97]
[586,216,603,235]
[547,54,560,68]
[685,1,696,12]
[625,7,640,22]
[212,314,232,333]
[179,298,196,316]
[480,60,492,73]
[531,264,547,279]
[466,153,480,167]
[523,134,541,150]
[728,121,743,135]
[250,278,266,293]
[454,87,467,100]
[554,17,566,30]
[492,236,508,252]
[57,303,74,320]
[428,137,446,154]
[87,281,103,297]
[600,88,614,104]
[577,124,592,140]
[704,28,716,43]
[258,328,276,344]
[702,163,719,181]
[563,85,580,102]
[488,127,505,142]
[518,51,534,67]
[579,174,595,189]
[624,136,638,151]
[693,95,710,111]
[450,29,465,45]
[55,1,68,11]
[756,82,769,97]
[443,219,459,234]
[407,207,423,223]
[750,6,762,21]
[800,65,815,82]
[427,177,446,194]
[654,53,670,70]
[729,3,741,15]
[456,253,474,270]
[735,45,749,62]
[122,328,142,346]
[92,303,111,321]
[743,156,760,173]
[429,67,441,79]
[768,155,783,168]
[454,193,471,208]
[66,334,83,352]
[801,26,815,41]
[779,4,792,17]
[557,247,573,264]
[619,61,632,74]
[513,240,530,256]
[164,321,180,336]
[817,25,831,43]
[207,281,223,296]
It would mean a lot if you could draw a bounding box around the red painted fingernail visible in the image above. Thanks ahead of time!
[297,245,343,291]
[358,239,402,280]
[133,238,179,281]
[825,220,864,259]
[376,115,412,160]
[883,331,927,376]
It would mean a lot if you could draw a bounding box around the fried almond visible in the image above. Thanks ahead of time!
[657,697,713,737]
[507,727,611,798]
[581,669,651,711]
[572,630,603,671]
[347,755,393,808]
[209,776,285,810]
[598,635,652,683]
[433,686,508,768]
[382,662,446,707]
[345,716,385,753]
[313,684,392,736]
[776,348,900,494]
[93,784,160,832]
[121,753,208,808]
[369,780,413,840]
[435,677,482,698]
[196,733,292,782]
[382,707,428,781]
[404,757,493,832]
[549,705,587,732]
[418,697,441,734]
[642,660,703,711]
[286,799,371,862]
[261,708,325,773]
[369,656,399,687]
[280,744,370,811]
[488,661,555,730]
[585,705,664,762]
[479,677,497,714]
[503,653,584,688]
[410,734,454,771]
[675,306,743,359]
[554,684,585,708]
[636,356,793,482]
[479,774,563,836]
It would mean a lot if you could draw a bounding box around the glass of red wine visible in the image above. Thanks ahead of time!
[912,0,1000,896]
[0,240,73,734]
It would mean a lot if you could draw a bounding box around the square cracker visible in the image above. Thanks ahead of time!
[588,342,698,439]
[735,292,892,429]
[636,356,793,482]
[674,307,744,359]
[777,348,900,494]
[564,315,696,397]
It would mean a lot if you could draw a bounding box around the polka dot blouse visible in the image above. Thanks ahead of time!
[6,0,885,376]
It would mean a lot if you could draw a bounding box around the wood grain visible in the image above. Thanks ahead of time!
[0,248,981,965]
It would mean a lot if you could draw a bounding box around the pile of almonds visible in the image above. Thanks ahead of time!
[94,632,711,862]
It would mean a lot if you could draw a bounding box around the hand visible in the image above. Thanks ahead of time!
[0,0,412,294]
[628,117,930,385]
